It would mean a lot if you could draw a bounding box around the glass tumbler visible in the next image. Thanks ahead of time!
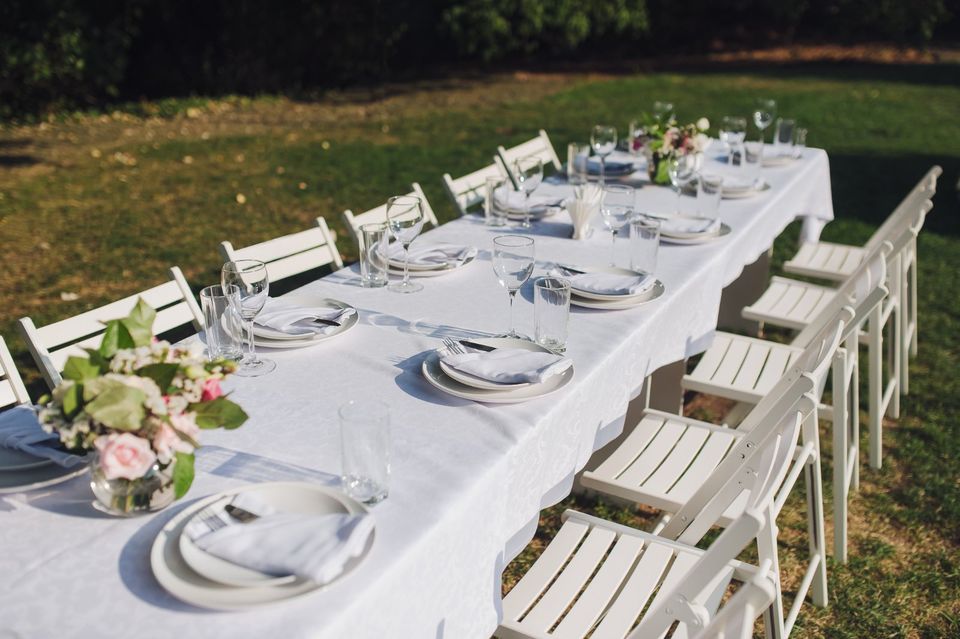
[339,400,391,504]
[359,223,389,288]
[566,143,590,185]
[794,128,808,159]
[534,277,571,353]
[629,218,660,275]
[774,118,796,156]
[484,176,508,227]
[697,173,724,217]
[743,141,763,185]
[199,284,243,361]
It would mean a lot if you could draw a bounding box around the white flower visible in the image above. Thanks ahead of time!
[696,117,710,131]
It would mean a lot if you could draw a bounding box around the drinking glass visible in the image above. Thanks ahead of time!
[794,127,808,159]
[514,155,543,229]
[199,284,243,361]
[221,259,276,377]
[492,235,535,339]
[534,277,571,353]
[743,141,763,186]
[339,400,390,504]
[484,176,508,227]
[653,101,675,124]
[566,143,589,185]
[752,98,777,143]
[590,125,617,186]
[386,195,425,294]
[697,173,724,217]
[719,116,747,164]
[667,155,696,215]
[774,118,795,157]
[629,218,660,275]
[601,184,635,266]
[359,223,389,287]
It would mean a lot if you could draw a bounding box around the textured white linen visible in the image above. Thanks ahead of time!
[0,405,87,467]
[562,270,654,295]
[256,299,356,335]
[440,348,572,384]
[0,145,834,639]
[385,242,477,267]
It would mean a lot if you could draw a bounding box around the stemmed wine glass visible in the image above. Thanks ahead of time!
[492,235,535,339]
[386,195,425,294]
[600,184,635,267]
[667,155,696,215]
[514,155,543,230]
[590,125,617,186]
[753,99,777,143]
[221,259,276,377]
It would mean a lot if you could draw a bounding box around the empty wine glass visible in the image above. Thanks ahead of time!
[653,101,675,124]
[514,155,543,229]
[719,116,747,164]
[386,195,425,294]
[753,99,777,143]
[667,155,696,215]
[590,125,617,186]
[600,184,635,266]
[492,235,535,339]
[221,259,276,377]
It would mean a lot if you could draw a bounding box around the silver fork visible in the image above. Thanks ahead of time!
[441,337,467,355]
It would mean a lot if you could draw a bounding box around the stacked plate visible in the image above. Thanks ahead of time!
[654,216,731,245]
[720,177,771,199]
[0,447,88,494]
[763,153,796,167]
[387,250,477,278]
[253,298,358,349]
[561,266,666,310]
[421,337,574,404]
[151,481,375,610]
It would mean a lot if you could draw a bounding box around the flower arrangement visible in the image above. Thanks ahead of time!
[630,115,710,185]
[38,299,247,513]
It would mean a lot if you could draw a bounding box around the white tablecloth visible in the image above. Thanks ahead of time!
[0,148,833,638]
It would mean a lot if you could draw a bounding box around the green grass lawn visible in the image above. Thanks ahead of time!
[1,61,959,636]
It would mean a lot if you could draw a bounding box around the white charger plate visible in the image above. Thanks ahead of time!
[723,180,771,199]
[557,265,660,302]
[422,338,573,404]
[386,251,477,278]
[253,299,358,348]
[0,449,88,494]
[660,223,732,245]
[570,279,665,310]
[0,446,55,472]
[151,481,374,610]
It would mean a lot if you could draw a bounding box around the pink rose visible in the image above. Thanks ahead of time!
[169,412,200,440]
[201,378,222,402]
[153,422,194,463]
[95,433,157,481]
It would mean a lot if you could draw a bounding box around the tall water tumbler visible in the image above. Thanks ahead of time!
[697,173,724,217]
[774,118,796,157]
[629,218,660,275]
[359,223,389,288]
[566,143,590,185]
[743,141,763,186]
[339,400,391,504]
[199,285,243,361]
[484,176,508,227]
[534,277,571,353]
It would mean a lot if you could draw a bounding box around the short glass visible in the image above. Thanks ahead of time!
[742,141,763,185]
[794,128,808,159]
[339,400,391,505]
[358,223,389,288]
[484,176,508,227]
[199,285,243,361]
[534,277,571,353]
[697,173,724,217]
[629,218,660,275]
[566,143,590,185]
[774,118,795,156]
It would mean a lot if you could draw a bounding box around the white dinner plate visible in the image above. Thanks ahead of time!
[660,223,732,245]
[0,451,88,494]
[763,154,795,167]
[151,481,374,610]
[421,338,573,404]
[504,206,558,220]
[0,446,55,472]
[722,180,771,199]
[556,265,660,302]
[570,279,665,310]
[386,251,477,278]
[438,356,531,391]
[253,299,358,348]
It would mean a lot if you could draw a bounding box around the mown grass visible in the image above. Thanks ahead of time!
[1,62,958,636]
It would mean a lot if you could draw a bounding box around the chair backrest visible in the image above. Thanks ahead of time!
[865,165,941,251]
[692,561,777,639]
[441,158,509,217]
[0,336,30,408]
[497,129,563,188]
[18,266,203,389]
[219,217,343,285]
[341,182,440,245]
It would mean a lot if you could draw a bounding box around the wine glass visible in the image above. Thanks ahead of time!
[719,116,747,163]
[514,155,543,229]
[386,195,425,294]
[590,125,617,186]
[653,101,675,124]
[667,155,696,215]
[753,99,777,143]
[600,184,635,266]
[492,235,535,339]
[221,260,276,377]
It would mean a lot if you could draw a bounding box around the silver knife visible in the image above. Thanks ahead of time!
[459,339,497,352]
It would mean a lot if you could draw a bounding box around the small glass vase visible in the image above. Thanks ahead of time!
[89,453,176,516]
[644,147,672,186]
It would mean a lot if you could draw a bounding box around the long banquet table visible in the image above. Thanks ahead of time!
[0,146,833,638]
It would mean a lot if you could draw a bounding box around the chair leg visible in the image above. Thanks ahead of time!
[758,507,786,639]
[910,240,919,359]
[805,455,829,607]
[831,352,849,563]
[888,254,902,420]
[851,346,861,492]
[869,307,883,469]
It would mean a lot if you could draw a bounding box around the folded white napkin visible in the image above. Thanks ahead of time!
[185,492,374,584]
[493,186,563,212]
[721,176,753,192]
[441,348,572,385]
[567,200,595,240]
[385,242,477,267]
[256,298,356,336]
[561,270,655,295]
[0,405,87,467]
[658,216,721,237]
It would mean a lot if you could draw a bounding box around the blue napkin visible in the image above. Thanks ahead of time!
[0,405,87,467]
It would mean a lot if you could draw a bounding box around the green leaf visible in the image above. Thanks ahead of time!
[98,320,135,359]
[172,452,195,499]
[191,397,249,430]
[84,384,146,431]
[136,363,179,392]
[84,348,111,374]
[122,298,156,347]
[62,383,84,418]
[62,356,101,381]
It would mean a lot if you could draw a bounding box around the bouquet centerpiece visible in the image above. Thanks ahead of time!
[38,299,248,515]
[630,115,710,185]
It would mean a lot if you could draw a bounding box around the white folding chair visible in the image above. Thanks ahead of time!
[341,183,439,245]
[581,307,850,638]
[496,129,562,188]
[0,336,31,408]
[18,267,203,389]
[219,217,343,285]
[441,158,509,217]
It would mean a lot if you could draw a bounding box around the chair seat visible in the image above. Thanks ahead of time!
[581,410,750,525]
[741,277,838,330]
[784,241,865,282]
[497,512,734,639]
[682,332,803,404]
